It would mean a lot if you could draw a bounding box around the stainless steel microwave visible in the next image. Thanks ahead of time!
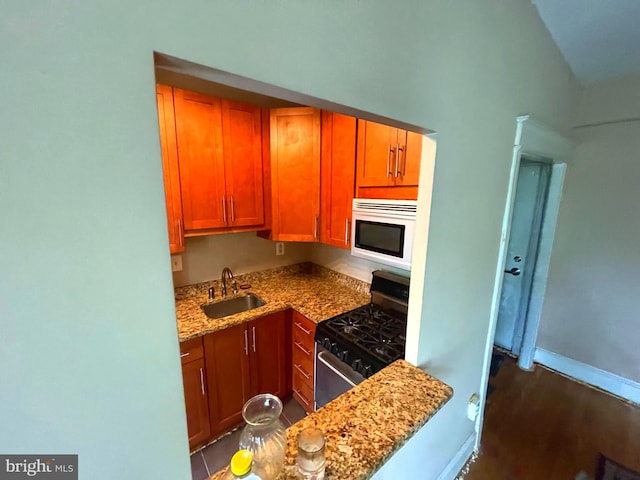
[350,199,417,270]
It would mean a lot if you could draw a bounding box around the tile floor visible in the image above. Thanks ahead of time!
[191,397,307,480]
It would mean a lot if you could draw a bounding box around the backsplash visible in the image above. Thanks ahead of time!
[172,233,312,287]
[174,262,370,300]
[309,263,371,294]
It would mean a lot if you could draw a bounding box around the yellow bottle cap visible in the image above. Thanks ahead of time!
[230,449,253,477]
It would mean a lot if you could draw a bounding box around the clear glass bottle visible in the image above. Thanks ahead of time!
[239,394,286,480]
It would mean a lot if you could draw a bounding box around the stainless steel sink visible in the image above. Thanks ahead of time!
[201,293,266,319]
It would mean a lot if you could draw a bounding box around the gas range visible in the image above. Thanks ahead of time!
[315,270,409,379]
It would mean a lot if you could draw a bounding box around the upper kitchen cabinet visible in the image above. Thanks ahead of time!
[220,100,265,227]
[320,112,357,250]
[174,88,226,230]
[355,119,422,200]
[155,85,184,253]
[268,107,321,242]
[173,88,265,232]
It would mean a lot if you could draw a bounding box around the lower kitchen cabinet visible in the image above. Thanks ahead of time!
[291,311,316,413]
[249,310,290,401]
[180,337,211,450]
[203,311,291,438]
[204,322,251,437]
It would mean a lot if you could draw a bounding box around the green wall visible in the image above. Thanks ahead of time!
[0,1,578,478]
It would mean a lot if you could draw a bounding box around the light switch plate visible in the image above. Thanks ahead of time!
[171,255,183,272]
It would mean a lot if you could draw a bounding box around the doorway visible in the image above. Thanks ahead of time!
[494,157,551,356]
[475,115,574,450]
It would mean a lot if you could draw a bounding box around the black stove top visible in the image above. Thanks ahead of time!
[315,273,409,378]
[316,270,410,377]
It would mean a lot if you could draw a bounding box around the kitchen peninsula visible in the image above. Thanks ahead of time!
[208,359,453,480]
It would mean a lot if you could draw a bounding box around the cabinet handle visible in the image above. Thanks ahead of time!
[244,329,248,356]
[294,363,311,380]
[199,367,205,396]
[180,352,190,358]
[252,326,256,353]
[345,219,349,245]
[222,196,227,224]
[230,196,235,223]
[314,216,319,240]
[395,143,401,177]
[294,341,311,356]
[387,145,392,178]
[177,219,183,247]
[294,389,311,407]
[397,144,405,176]
[294,322,312,336]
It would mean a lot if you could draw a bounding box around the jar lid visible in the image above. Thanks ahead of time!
[230,449,253,476]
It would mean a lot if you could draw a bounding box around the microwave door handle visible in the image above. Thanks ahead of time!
[317,351,359,387]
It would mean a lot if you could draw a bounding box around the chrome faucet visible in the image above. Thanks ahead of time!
[221,267,238,297]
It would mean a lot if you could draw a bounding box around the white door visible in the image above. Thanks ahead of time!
[494,160,550,352]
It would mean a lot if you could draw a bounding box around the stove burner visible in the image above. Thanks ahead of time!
[315,270,410,378]
[317,303,407,369]
[331,313,365,335]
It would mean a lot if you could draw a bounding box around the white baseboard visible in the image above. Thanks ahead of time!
[436,433,476,480]
[534,348,640,404]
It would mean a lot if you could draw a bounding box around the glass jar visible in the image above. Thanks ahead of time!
[239,394,286,480]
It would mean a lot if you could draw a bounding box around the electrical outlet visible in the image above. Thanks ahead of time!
[171,255,183,272]
[275,242,285,256]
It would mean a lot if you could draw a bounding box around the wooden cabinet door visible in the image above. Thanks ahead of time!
[270,107,321,242]
[355,119,397,188]
[174,88,227,230]
[249,311,288,399]
[181,357,211,449]
[204,324,251,436]
[221,100,265,227]
[394,129,422,187]
[321,112,357,250]
[156,85,184,253]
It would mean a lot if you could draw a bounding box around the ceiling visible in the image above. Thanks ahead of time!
[532,0,640,84]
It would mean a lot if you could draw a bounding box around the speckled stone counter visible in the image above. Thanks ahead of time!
[175,263,370,341]
[208,360,453,480]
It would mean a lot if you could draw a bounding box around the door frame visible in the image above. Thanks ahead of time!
[475,115,574,448]
[504,157,553,357]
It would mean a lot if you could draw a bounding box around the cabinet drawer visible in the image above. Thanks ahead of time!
[293,333,314,361]
[293,369,315,413]
[292,313,315,350]
[292,349,314,385]
[292,311,315,334]
[180,336,204,365]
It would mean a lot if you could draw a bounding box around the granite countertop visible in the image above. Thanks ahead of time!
[209,359,453,480]
[175,263,371,341]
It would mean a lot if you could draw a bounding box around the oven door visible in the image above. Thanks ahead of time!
[315,345,365,409]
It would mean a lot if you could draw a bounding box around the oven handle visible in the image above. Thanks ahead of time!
[317,351,359,387]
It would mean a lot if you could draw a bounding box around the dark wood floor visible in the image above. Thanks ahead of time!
[466,354,640,479]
